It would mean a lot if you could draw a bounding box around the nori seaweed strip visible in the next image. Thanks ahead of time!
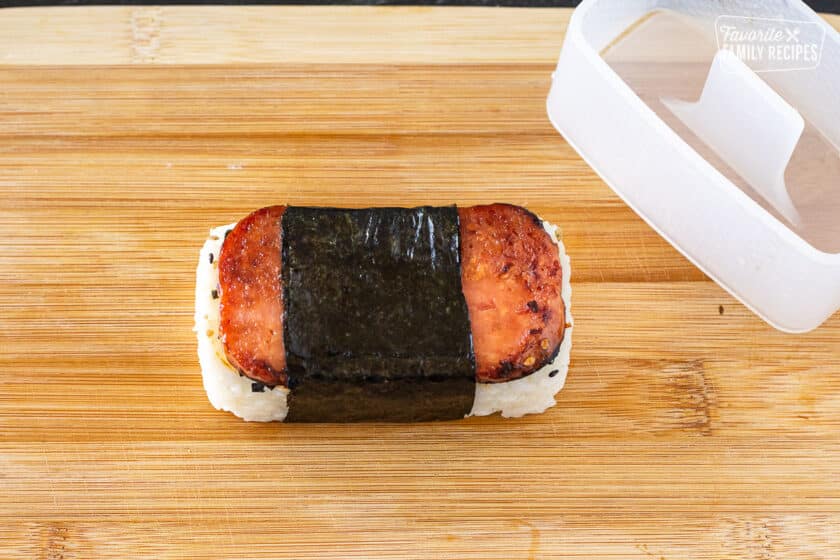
[281,206,476,422]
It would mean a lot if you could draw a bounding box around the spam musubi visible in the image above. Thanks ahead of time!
[194,204,572,422]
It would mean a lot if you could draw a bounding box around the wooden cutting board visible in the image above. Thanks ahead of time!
[2,6,839,558]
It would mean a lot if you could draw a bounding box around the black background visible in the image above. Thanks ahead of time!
[1,0,839,11]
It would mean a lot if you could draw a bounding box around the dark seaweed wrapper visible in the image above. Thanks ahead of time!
[281,206,476,422]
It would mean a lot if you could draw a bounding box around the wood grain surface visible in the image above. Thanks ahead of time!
[1,6,840,559]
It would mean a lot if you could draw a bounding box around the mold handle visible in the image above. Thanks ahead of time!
[663,49,804,226]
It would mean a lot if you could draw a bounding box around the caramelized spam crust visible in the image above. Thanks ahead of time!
[218,205,287,386]
[217,204,565,386]
[458,204,566,383]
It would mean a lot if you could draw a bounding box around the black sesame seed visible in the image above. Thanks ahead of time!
[527,300,539,313]
[548,369,559,378]
[251,382,265,393]
[211,289,218,299]
[209,252,214,264]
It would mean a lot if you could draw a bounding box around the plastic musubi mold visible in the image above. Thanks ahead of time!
[548,0,840,332]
